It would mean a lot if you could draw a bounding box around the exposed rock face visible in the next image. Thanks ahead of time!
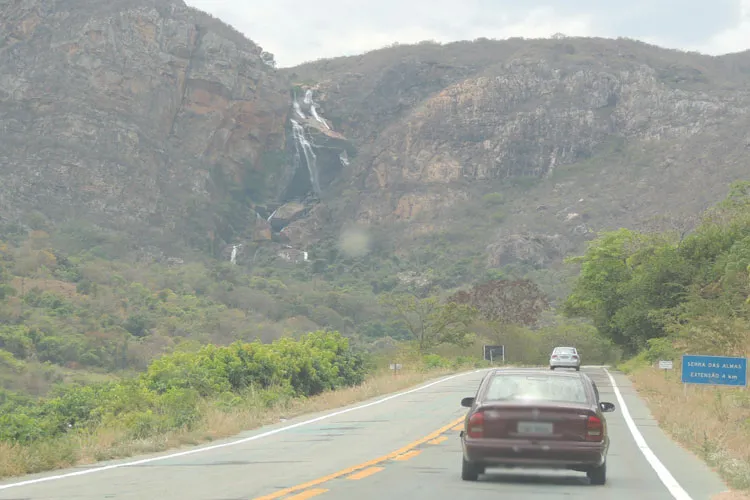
[0,0,289,251]
[280,204,331,247]
[3,2,750,274]
[485,231,572,269]
[287,40,750,257]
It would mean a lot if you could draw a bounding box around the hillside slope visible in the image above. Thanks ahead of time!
[2,2,750,381]
[3,2,750,280]
[0,0,290,257]
[284,39,750,286]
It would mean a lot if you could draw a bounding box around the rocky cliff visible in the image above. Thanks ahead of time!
[286,39,750,271]
[0,0,295,256]
[3,1,750,280]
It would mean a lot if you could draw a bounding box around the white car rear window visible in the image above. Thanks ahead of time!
[553,347,576,355]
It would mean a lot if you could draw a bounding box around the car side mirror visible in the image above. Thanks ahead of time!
[599,401,615,413]
[461,397,475,408]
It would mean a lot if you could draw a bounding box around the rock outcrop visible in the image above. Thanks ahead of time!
[287,39,750,258]
[0,0,289,251]
[3,1,750,272]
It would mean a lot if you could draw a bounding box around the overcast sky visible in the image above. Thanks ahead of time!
[185,0,750,67]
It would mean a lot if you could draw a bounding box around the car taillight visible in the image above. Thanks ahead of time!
[585,415,603,441]
[467,411,484,438]
[572,355,578,359]
[551,355,558,359]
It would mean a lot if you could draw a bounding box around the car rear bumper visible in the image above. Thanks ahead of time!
[462,437,606,467]
[550,359,580,367]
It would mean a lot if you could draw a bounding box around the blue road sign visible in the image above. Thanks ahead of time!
[681,355,747,387]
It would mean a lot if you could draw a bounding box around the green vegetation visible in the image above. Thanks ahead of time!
[0,203,627,479]
[563,180,750,360]
[379,293,477,352]
[562,180,750,491]
[0,330,366,446]
[8,179,749,484]
[0,217,591,477]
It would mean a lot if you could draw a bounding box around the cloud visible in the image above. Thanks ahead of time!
[184,0,750,67]
[695,0,750,54]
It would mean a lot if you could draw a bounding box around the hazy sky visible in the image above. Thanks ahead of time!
[185,0,750,67]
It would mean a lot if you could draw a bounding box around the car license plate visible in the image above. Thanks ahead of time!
[517,421,553,434]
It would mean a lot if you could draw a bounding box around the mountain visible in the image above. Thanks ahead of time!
[2,0,750,288]
[284,40,750,283]
[0,0,293,258]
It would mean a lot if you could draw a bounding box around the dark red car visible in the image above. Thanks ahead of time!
[459,368,616,485]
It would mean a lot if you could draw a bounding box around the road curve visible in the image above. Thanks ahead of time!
[0,367,730,500]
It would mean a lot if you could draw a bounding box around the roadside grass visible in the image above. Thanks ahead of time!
[0,363,483,479]
[624,365,750,494]
[713,492,750,500]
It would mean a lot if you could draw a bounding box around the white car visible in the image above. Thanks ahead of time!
[549,346,581,371]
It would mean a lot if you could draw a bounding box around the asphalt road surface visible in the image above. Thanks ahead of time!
[0,367,730,500]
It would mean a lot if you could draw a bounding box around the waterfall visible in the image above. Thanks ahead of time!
[310,105,331,130]
[304,89,331,130]
[230,244,239,264]
[293,93,306,119]
[290,119,321,197]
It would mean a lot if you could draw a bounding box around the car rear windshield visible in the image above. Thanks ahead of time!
[484,374,588,404]
[554,347,576,354]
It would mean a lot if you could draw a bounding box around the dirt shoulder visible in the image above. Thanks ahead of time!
[626,366,750,497]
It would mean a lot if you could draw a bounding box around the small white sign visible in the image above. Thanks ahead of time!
[658,360,673,370]
[389,363,402,370]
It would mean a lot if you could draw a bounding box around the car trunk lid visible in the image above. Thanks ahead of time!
[476,401,596,441]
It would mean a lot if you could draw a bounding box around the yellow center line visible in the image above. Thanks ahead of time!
[428,436,447,445]
[285,488,329,499]
[451,423,463,431]
[252,415,465,500]
[392,449,421,461]
[346,466,384,480]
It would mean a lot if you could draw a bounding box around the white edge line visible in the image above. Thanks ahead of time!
[0,368,489,491]
[604,367,693,500]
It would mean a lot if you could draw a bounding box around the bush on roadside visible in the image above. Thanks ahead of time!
[0,330,369,445]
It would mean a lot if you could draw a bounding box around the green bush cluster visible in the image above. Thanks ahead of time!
[421,353,481,370]
[564,180,750,357]
[0,330,368,444]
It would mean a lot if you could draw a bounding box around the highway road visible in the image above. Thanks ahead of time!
[0,366,730,499]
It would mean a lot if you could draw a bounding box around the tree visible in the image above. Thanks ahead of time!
[0,241,15,300]
[562,228,694,353]
[260,51,276,68]
[640,212,699,244]
[379,293,477,352]
[448,279,549,326]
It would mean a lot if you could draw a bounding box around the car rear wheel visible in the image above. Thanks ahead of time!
[549,366,555,370]
[461,458,481,481]
[575,366,580,371]
[587,461,606,485]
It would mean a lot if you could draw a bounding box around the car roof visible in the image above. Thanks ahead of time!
[553,346,577,350]
[488,368,584,378]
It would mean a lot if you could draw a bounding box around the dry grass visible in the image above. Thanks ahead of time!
[10,277,79,299]
[0,366,464,479]
[713,492,750,500]
[629,367,750,492]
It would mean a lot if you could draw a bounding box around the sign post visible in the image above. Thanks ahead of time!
[483,345,505,364]
[658,359,673,377]
[681,355,747,396]
[389,363,402,376]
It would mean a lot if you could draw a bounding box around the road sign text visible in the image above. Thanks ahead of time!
[681,355,747,387]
